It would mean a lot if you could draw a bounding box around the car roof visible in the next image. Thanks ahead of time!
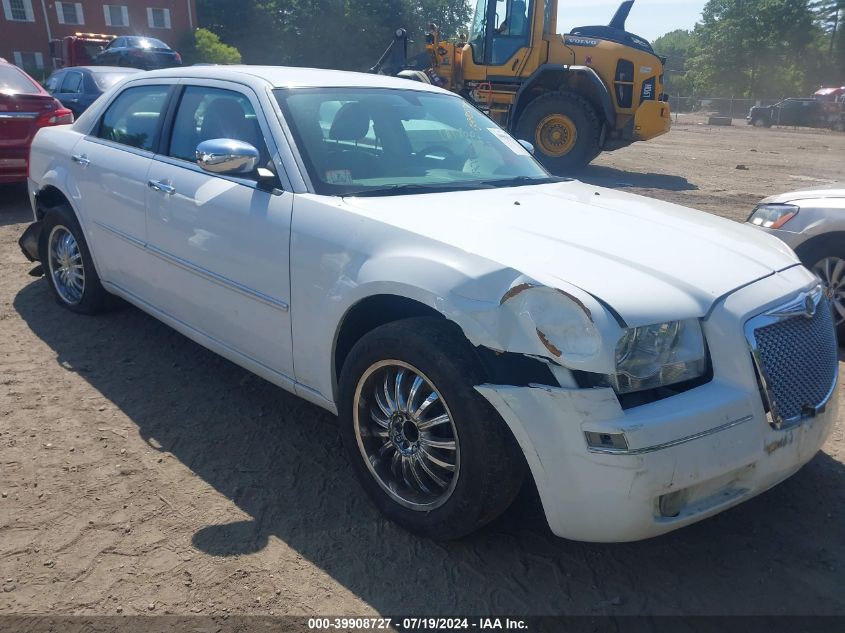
[70,66,143,74]
[139,65,451,95]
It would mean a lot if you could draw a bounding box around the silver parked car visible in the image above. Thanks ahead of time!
[747,186,845,337]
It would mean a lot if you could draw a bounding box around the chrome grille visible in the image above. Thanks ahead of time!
[747,287,838,428]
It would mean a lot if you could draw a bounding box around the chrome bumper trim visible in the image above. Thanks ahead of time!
[587,414,754,455]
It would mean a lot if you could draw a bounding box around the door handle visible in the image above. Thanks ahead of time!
[147,179,175,195]
[71,154,90,166]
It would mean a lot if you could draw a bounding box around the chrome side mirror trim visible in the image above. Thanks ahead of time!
[196,138,259,175]
[518,139,535,155]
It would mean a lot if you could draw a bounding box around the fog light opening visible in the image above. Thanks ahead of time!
[658,489,688,518]
[584,431,628,451]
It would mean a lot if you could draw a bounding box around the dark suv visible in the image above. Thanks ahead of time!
[747,98,825,128]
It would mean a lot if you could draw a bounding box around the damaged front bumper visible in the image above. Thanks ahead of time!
[475,266,839,542]
[477,381,836,542]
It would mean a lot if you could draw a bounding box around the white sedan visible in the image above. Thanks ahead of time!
[19,66,838,542]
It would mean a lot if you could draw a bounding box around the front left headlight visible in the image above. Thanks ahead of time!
[608,318,707,394]
[748,203,799,229]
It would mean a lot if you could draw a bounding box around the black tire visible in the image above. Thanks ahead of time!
[514,91,602,173]
[338,317,525,540]
[795,238,845,342]
[39,204,110,315]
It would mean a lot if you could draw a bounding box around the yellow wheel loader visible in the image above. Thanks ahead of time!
[374,0,672,172]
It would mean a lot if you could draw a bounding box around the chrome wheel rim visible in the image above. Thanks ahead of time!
[813,257,845,326]
[47,225,85,305]
[353,360,460,510]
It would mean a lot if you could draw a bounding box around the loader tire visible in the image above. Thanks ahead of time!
[514,91,602,174]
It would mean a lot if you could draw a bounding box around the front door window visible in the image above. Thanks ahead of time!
[491,0,531,65]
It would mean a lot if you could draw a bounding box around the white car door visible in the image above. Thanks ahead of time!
[144,81,295,380]
[71,79,176,293]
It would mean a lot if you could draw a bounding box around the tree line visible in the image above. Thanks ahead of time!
[191,0,470,71]
[186,0,844,99]
[654,0,845,98]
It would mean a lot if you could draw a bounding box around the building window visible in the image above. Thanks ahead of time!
[147,7,171,29]
[103,4,129,27]
[55,1,84,24]
[2,0,35,21]
[13,51,44,70]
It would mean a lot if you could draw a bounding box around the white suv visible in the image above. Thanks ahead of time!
[19,66,839,542]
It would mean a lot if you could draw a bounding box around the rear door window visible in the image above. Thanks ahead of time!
[60,71,83,94]
[97,85,170,152]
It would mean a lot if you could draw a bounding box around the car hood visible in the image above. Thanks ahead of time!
[761,187,845,205]
[342,181,800,326]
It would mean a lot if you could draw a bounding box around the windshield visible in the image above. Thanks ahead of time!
[127,37,170,50]
[468,0,488,63]
[275,87,550,196]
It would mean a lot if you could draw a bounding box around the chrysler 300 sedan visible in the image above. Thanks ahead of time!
[19,66,839,542]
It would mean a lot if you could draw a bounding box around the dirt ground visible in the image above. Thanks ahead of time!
[1,117,845,619]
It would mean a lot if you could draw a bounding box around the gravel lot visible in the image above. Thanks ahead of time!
[1,117,844,618]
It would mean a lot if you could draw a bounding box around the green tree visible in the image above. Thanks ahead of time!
[811,0,845,83]
[195,0,470,71]
[179,28,242,65]
[652,29,695,95]
[812,0,844,52]
[686,0,821,97]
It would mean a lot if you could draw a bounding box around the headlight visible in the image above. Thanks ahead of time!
[748,203,799,229]
[517,286,602,360]
[608,318,706,394]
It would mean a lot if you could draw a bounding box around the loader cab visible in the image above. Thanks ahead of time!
[468,0,543,66]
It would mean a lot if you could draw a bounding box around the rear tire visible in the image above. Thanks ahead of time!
[514,91,602,174]
[338,317,525,539]
[40,204,110,315]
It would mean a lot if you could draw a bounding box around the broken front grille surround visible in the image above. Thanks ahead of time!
[745,285,839,429]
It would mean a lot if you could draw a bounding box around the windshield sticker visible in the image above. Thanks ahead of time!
[488,128,531,156]
[326,169,353,185]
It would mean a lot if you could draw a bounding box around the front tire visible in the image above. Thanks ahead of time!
[40,205,110,314]
[514,91,602,173]
[338,318,525,539]
[796,240,845,341]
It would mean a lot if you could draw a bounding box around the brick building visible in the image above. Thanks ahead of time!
[0,0,197,77]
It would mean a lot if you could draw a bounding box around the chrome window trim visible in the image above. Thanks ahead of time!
[744,284,838,429]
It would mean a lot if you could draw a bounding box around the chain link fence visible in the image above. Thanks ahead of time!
[668,96,785,120]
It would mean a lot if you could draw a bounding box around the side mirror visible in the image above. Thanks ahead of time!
[196,138,259,175]
[518,139,535,155]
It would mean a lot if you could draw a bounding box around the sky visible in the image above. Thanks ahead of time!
[558,0,707,42]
